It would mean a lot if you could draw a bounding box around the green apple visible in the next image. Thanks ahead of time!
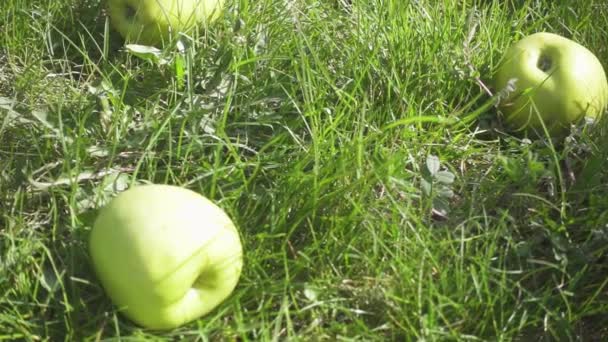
[107,0,225,45]
[493,32,608,136]
[89,184,242,330]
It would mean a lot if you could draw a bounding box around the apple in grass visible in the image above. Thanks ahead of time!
[89,184,242,330]
[107,0,225,45]
[493,32,608,136]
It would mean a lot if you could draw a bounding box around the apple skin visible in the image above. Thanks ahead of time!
[89,184,242,330]
[493,32,608,136]
[107,0,225,45]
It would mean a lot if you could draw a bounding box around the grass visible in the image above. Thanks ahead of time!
[1,0,608,340]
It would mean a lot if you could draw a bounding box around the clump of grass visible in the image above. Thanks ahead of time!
[1,0,607,340]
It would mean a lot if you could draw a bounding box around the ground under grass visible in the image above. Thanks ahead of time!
[1,0,608,340]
